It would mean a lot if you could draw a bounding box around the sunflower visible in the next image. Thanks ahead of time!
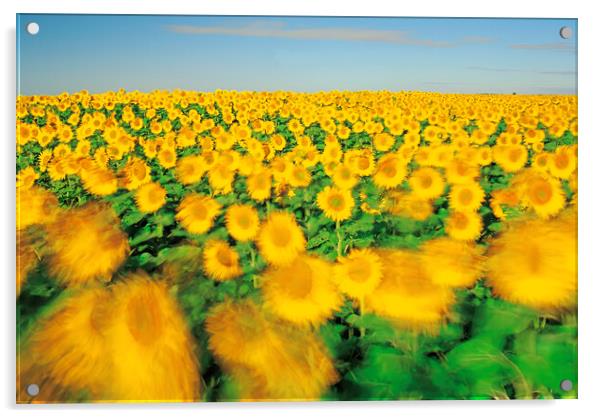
[120,157,151,190]
[256,211,306,266]
[372,154,408,189]
[316,186,355,222]
[101,273,201,402]
[548,145,577,179]
[365,249,454,333]
[333,248,382,300]
[17,186,60,230]
[16,166,38,190]
[247,168,272,202]
[512,170,566,219]
[418,237,485,288]
[384,190,433,221]
[175,154,206,185]
[17,229,42,296]
[203,239,243,281]
[135,182,166,213]
[345,149,375,176]
[175,194,221,235]
[287,164,312,188]
[444,159,480,184]
[486,215,576,312]
[157,146,177,169]
[205,299,274,368]
[448,181,485,212]
[493,144,528,173]
[408,167,445,199]
[261,254,342,327]
[45,203,129,286]
[208,163,236,194]
[522,173,565,219]
[445,210,483,241]
[80,164,118,196]
[17,287,112,402]
[205,299,338,401]
[225,204,260,242]
[373,132,395,152]
[331,163,359,190]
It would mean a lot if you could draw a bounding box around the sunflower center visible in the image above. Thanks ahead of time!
[328,194,345,211]
[451,212,469,229]
[347,258,372,283]
[459,188,473,206]
[283,260,313,298]
[555,153,569,169]
[126,292,163,345]
[526,243,542,273]
[420,174,433,189]
[216,246,235,267]
[357,157,370,170]
[193,203,208,220]
[237,213,251,228]
[147,187,163,203]
[293,168,306,181]
[508,148,523,162]
[529,180,553,205]
[270,226,291,247]
[381,162,397,178]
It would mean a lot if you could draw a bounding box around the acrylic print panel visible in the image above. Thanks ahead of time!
[16,14,578,403]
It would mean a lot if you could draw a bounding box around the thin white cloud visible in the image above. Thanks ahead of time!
[461,35,494,44]
[165,22,455,48]
[467,66,575,75]
[510,42,575,50]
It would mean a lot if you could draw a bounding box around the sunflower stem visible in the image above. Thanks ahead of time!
[359,295,366,338]
[336,220,343,257]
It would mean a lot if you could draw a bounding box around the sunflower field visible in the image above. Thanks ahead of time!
[16,90,577,403]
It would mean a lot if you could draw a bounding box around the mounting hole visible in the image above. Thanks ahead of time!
[559,26,572,40]
[26,22,40,35]
[26,383,40,396]
[560,379,573,391]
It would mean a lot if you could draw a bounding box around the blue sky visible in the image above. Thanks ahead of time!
[16,14,577,95]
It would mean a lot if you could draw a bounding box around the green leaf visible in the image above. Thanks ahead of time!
[471,298,537,348]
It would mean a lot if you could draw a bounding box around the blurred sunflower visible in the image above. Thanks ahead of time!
[256,211,306,266]
[316,186,354,222]
[247,168,272,202]
[486,214,577,311]
[372,154,408,189]
[175,194,221,235]
[225,204,260,242]
[102,273,201,402]
[120,157,151,191]
[512,170,566,219]
[80,164,118,196]
[365,249,455,333]
[548,145,577,179]
[18,287,112,403]
[287,164,312,188]
[45,202,129,286]
[332,164,359,190]
[17,186,60,230]
[261,254,342,327]
[445,210,483,241]
[408,167,445,200]
[449,181,485,212]
[206,299,338,401]
[418,237,485,288]
[333,248,382,300]
[494,144,528,173]
[203,239,242,281]
[175,154,206,185]
[135,182,166,213]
